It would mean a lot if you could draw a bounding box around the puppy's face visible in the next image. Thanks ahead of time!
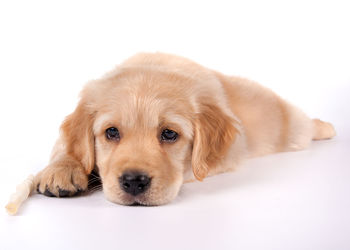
[64,70,238,205]
[92,73,195,205]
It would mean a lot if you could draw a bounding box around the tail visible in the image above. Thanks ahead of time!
[312,119,336,140]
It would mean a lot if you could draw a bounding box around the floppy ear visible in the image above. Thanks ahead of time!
[60,99,96,175]
[192,103,239,181]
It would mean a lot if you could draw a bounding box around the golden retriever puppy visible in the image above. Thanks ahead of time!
[35,53,336,205]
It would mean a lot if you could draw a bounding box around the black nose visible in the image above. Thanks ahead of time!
[119,172,151,196]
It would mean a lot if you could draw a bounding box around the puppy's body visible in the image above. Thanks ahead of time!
[35,53,335,205]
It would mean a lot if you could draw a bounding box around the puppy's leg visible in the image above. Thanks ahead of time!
[281,104,336,152]
[35,157,88,198]
[34,139,89,197]
[312,119,336,140]
[35,99,95,197]
[282,105,336,152]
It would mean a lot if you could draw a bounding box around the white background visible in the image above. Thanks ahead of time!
[0,1,349,250]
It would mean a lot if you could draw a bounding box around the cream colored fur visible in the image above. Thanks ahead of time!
[34,52,336,205]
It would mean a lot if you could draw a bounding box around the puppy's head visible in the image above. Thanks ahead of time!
[62,69,238,205]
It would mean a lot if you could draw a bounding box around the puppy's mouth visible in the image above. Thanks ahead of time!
[122,193,154,206]
[130,201,145,206]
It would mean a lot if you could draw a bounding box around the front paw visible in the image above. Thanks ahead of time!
[35,162,88,198]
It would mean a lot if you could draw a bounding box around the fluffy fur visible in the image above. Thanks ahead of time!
[35,53,336,205]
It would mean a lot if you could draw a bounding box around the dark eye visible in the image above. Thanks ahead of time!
[161,129,178,142]
[106,127,120,141]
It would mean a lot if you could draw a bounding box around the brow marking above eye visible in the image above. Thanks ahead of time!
[93,113,116,135]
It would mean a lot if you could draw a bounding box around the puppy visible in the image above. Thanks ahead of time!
[35,53,336,205]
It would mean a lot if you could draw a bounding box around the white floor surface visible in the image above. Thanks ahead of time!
[1,121,349,250]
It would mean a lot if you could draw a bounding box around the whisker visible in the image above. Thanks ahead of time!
[88,170,102,191]
[88,177,101,184]
[89,173,100,178]
[88,177,99,181]
[88,185,103,193]
[88,184,102,189]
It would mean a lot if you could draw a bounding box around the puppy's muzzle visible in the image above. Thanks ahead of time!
[119,171,151,196]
